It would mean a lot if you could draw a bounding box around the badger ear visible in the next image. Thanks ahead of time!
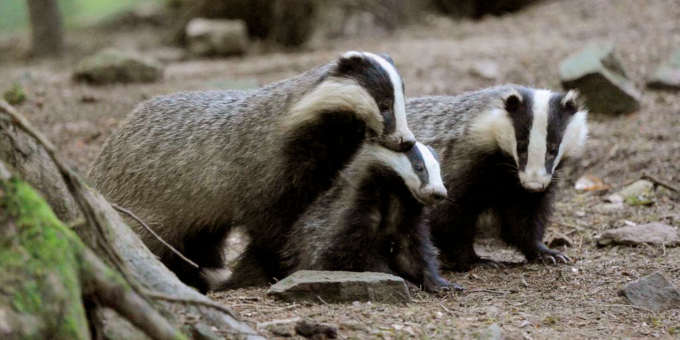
[377,53,395,66]
[561,89,583,115]
[336,51,367,74]
[503,90,523,114]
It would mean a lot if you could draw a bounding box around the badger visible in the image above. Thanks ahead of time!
[280,142,463,292]
[88,51,415,293]
[405,85,588,271]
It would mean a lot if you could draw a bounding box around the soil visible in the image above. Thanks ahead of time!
[1,0,679,339]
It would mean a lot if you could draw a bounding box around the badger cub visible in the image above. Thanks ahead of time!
[89,52,415,293]
[282,142,461,292]
[406,85,588,270]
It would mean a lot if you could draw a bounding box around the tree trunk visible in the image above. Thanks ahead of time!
[0,99,265,340]
[26,0,65,56]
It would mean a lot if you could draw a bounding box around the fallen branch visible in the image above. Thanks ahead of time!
[642,173,679,193]
[113,203,199,269]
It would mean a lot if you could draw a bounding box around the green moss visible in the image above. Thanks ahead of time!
[2,83,26,105]
[0,178,90,339]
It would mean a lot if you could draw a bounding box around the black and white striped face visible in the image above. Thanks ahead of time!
[370,142,447,205]
[498,89,588,192]
[332,51,415,151]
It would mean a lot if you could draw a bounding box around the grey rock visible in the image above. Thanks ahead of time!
[469,61,500,80]
[477,323,502,340]
[619,272,680,312]
[73,48,163,85]
[606,179,655,205]
[266,270,410,304]
[559,44,641,114]
[597,222,680,247]
[186,18,248,57]
[647,50,680,91]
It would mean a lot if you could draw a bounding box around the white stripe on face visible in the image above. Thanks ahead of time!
[519,89,552,192]
[364,52,415,145]
[416,143,446,196]
[553,108,588,172]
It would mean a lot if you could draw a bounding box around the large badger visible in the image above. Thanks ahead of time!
[89,52,415,292]
[281,142,462,292]
[406,85,588,270]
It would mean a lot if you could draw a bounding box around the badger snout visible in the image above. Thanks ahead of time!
[416,186,448,205]
[381,130,416,151]
[519,169,552,192]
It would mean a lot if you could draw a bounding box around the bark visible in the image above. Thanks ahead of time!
[26,0,65,56]
[0,99,265,340]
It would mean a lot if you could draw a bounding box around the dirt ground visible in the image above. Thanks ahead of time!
[1,0,679,338]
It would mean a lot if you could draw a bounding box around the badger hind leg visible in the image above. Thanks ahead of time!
[429,201,482,272]
[215,238,283,290]
[166,223,231,293]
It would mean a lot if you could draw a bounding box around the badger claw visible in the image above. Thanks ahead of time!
[476,258,506,269]
[534,242,573,265]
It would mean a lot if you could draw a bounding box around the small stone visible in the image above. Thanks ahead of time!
[575,174,609,192]
[469,61,500,80]
[559,44,641,114]
[592,202,624,212]
[596,222,680,247]
[266,270,410,304]
[73,48,163,85]
[647,50,680,91]
[606,180,655,206]
[619,272,680,312]
[295,319,337,339]
[186,18,248,57]
[477,323,502,340]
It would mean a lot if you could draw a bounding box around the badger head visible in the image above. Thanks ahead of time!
[371,142,447,205]
[489,88,589,192]
[289,51,415,152]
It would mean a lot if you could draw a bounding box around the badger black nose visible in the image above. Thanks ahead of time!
[433,192,447,202]
[399,137,416,151]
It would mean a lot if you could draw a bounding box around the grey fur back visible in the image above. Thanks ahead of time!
[88,64,332,258]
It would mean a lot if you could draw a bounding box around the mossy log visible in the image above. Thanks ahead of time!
[0,169,186,340]
[0,99,264,340]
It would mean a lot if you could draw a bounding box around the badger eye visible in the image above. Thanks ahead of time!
[415,165,424,172]
[549,145,558,156]
[379,102,390,112]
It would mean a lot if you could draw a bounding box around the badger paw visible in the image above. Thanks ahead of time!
[534,243,572,265]
[422,276,465,293]
[475,258,506,269]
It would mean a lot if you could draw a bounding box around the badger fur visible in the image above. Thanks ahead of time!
[406,85,588,270]
[88,51,415,293]
[281,142,462,292]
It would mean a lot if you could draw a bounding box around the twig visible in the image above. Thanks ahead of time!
[112,203,198,269]
[601,304,656,314]
[257,317,301,330]
[467,289,510,295]
[143,290,240,319]
[317,296,330,306]
[439,303,455,317]
[642,173,679,193]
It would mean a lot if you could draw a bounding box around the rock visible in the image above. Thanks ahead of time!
[619,272,680,312]
[73,48,163,85]
[295,320,337,339]
[559,44,641,114]
[266,270,410,304]
[186,18,248,57]
[606,180,655,206]
[596,222,680,247]
[574,174,609,192]
[477,323,502,340]
[647,50,680,91]
[469,61,500,80]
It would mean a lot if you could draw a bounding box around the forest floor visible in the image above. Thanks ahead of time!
[1,0,679,339]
